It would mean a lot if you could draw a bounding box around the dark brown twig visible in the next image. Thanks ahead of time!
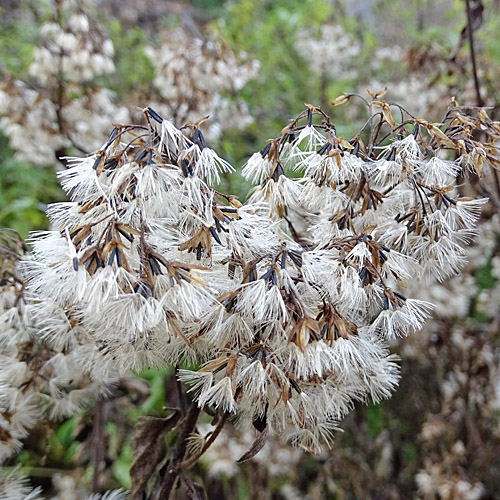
[90,400,107,492]
[150,402,202,500]
[175,365,187,414]
[465,0,484,106]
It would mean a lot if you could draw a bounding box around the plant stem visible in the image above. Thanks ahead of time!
[175,365,187,414]
[465,0,483,106]
[150,402,202,500]
[91,400,107,492]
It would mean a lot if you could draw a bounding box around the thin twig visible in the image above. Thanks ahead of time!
[175,365,187,414]
[149,402,202,500]
[465,0,483,106]
[91,400,107,492]
[368,115,384,157]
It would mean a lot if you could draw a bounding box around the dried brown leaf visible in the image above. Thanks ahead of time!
[427,125,456,148]
[382,103,396,127]
[130,412,181,500]
[367,87,387,99]
[473,151,484,177]
[331,94,351,106]
[237,428,268,463]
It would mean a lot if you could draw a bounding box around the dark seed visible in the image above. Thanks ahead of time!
[271,269,277,286]
[108,247,117,266]
[260,143,271,158]
[359,267,371,286]
[289,250,302,267]
[383,294,389,310]
[317,142,332,155]
[92,156,102,170]
[221,207,238,214]
[135,150,147,163]
[108,127,119,143]
[249,268,256,282]
[197,129,207,149]
[443,194,457,205]
[334,325,341,340]
[385,147,396,162]
[320,323,328,338]
[261,268,272,282]
[209,226,222,245]
[177,271,191,283]
[104,158,118,170]
[117,227,134,243]
[193,128,200,144]
[280,251,287,269]
[289,378,301,393]
[148,256,162,275]
[147,107,163,123]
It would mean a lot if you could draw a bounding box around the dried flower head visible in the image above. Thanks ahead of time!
[22,94,499,455]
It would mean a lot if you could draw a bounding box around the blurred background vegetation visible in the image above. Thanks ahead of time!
[1,1,500,499]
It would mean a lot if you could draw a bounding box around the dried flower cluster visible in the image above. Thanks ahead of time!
[0,229,120,498]
[0,2,259,169]
[145,27,259,141]
[296,21,448,118]
[296,24,361,81]
[211,215,499,500]
[0,467,126,500]
[405,215,500,500]
[30,5,115,85]
[22,89,497,456]
[0,0,128,165]
[0,468,43,500]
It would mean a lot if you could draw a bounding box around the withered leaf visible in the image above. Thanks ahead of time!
[237,427,268,463]
[367,87,388,99]
[427,124,456,148]
[331,94,351,106]
[472,150,484,178]
[228,195,242,208]
[382,103,396,127]
[130,412,181,500]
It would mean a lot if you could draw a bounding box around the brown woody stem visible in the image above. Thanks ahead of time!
[465,0,483,106]
[150,402,202,500]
